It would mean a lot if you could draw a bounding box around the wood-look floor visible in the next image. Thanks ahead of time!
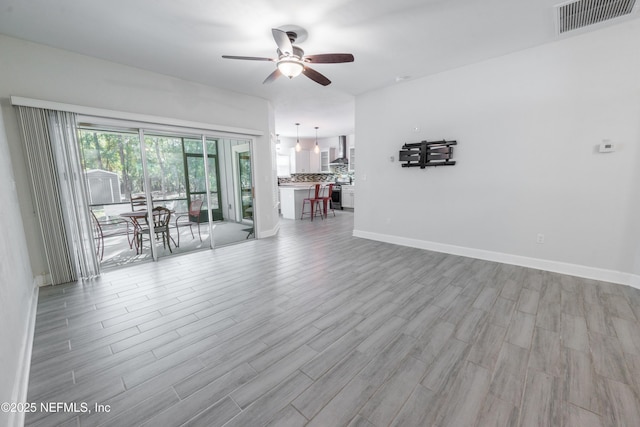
[26,211,640,426]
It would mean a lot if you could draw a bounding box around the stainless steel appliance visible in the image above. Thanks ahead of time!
[331,177,351,210]
[329,136,349,166]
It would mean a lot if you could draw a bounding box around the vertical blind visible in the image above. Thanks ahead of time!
[16,107,100,285]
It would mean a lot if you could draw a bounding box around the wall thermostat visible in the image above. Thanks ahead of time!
[598,141,615,153]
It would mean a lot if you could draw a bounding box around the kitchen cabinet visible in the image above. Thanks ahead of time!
[341,185,355,209]
[320,148,336,172]
[309,150,320,172]
[290,148,308,173]
[290,149,321,173]
[348,147,355,172]
[276,154,291,177]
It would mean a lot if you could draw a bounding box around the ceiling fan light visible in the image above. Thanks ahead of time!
[278,59,304,78]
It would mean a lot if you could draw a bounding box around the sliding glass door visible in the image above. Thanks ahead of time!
[80,126,255,268]
[235,144,253,221]
[184,138,223,223]
[211,139,255,246]
[80,128,148,268]
[144,134,208,259]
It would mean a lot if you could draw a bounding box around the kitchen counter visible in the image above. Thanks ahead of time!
[279,184,327,219]
[278,182,327,188]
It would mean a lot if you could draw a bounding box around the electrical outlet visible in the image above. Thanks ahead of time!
[536,233,545,244]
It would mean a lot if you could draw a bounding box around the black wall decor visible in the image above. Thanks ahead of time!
[399,139,457,169]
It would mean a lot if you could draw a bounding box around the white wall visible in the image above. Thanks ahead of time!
[354,19,640,284]
[0,34,278,278]
[0,110,37,426]
[630,137,640,284]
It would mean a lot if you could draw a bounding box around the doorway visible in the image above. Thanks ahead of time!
[235,143,254,239]
[233,143,253,222]
[210,139,256,246]
[183,138,223,223]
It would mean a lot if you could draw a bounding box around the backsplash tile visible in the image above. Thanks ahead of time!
[279,170,354,184]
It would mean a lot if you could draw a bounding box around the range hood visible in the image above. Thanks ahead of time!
[329,135,349,165]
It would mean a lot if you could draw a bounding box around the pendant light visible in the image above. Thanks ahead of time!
[314,126,320,154]
[295,123,301,152]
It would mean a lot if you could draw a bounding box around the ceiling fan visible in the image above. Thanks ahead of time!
[222,28,354,86]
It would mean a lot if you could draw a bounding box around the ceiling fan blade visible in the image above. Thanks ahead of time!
[263,69,282,84]
[271,28,293,55]
[302,66,331,86]
[304,53,355,64]
[222,55,274,61]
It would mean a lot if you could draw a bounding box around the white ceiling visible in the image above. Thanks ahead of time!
[0,0,637,138]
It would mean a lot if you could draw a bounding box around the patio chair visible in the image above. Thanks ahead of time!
[90,210,104,261]
[130,195,147,211]
[135,206,175,253]
[174,199,203,247]
[91,209,133,260]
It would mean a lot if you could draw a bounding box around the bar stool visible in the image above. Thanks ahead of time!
[320,183,335,218]
[301,184,323,221]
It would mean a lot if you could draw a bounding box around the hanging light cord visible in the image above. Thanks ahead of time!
[314,126,320,153]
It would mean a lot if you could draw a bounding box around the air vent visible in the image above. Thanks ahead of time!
[557,0,636,33]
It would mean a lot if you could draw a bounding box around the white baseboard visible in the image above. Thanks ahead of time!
[258,222,280,239]
[353,229,640,290]
[34,273,51,287]
[8,281,39,427]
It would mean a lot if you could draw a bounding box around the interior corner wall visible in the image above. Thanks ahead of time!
[258,101,280,237]
[354,19,640,283]
[0,34,277,278]
[629,137,640,283]
[0,105,37,426]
